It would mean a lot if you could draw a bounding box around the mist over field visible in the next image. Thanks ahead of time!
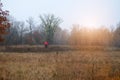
[0,0,120,80]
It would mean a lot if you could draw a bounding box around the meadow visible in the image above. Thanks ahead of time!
[0,46,120,80]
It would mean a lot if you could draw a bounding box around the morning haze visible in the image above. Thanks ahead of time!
[1,0,120,80]
[2,0,120,29]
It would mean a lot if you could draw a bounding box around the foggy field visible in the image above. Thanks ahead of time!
[1,0,120,80]
[0,46,120,80]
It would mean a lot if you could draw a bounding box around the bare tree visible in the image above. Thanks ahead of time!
[113,22,120,47]
[26,17,35,44]
[5,20,20,45]
[39,14,62,44]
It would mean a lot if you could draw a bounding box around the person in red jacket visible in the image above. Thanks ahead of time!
[44,41,48,48]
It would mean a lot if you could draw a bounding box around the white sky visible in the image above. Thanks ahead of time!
[2,0,120,29]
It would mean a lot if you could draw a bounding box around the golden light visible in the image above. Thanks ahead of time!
[82,16,99,29]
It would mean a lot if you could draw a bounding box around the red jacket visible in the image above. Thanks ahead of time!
[44,41,48,45]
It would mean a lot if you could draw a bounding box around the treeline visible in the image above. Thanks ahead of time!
[1,1,120,47]
[1,14,120,47]
[69,24,120,47]
[2,15,69,45]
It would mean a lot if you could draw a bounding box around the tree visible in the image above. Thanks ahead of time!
[0,1,10,42]
[69,24,80,45]
[53,27,69,44]
[18,21,28,44]
[113,22,120,47]
[60,29,69,44]
[5,20,19,45]
[39,14,62,44]
[32,30,41,44]
[53,27,62,44]
[26,17,35,44]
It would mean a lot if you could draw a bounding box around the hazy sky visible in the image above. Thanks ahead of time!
[2,0,120,29]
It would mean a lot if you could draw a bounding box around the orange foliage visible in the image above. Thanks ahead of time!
[69,25,112,46]
[0,1,10,42]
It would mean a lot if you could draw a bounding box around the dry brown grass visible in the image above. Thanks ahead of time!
[0,47,120,80]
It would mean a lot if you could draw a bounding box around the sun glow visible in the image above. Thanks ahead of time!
[81,16,99,29]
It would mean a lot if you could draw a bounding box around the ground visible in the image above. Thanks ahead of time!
[0,46,120,80]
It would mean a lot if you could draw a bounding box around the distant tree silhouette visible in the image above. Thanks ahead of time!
[26,17,35,44]
[0,1,10,42]
[113,23,120,47]
[39,14,62,44]
[53,27,69,44]
[69,24,113,46]
[69,24,80,45]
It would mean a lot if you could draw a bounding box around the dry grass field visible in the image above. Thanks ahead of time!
[0,46,120,80]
